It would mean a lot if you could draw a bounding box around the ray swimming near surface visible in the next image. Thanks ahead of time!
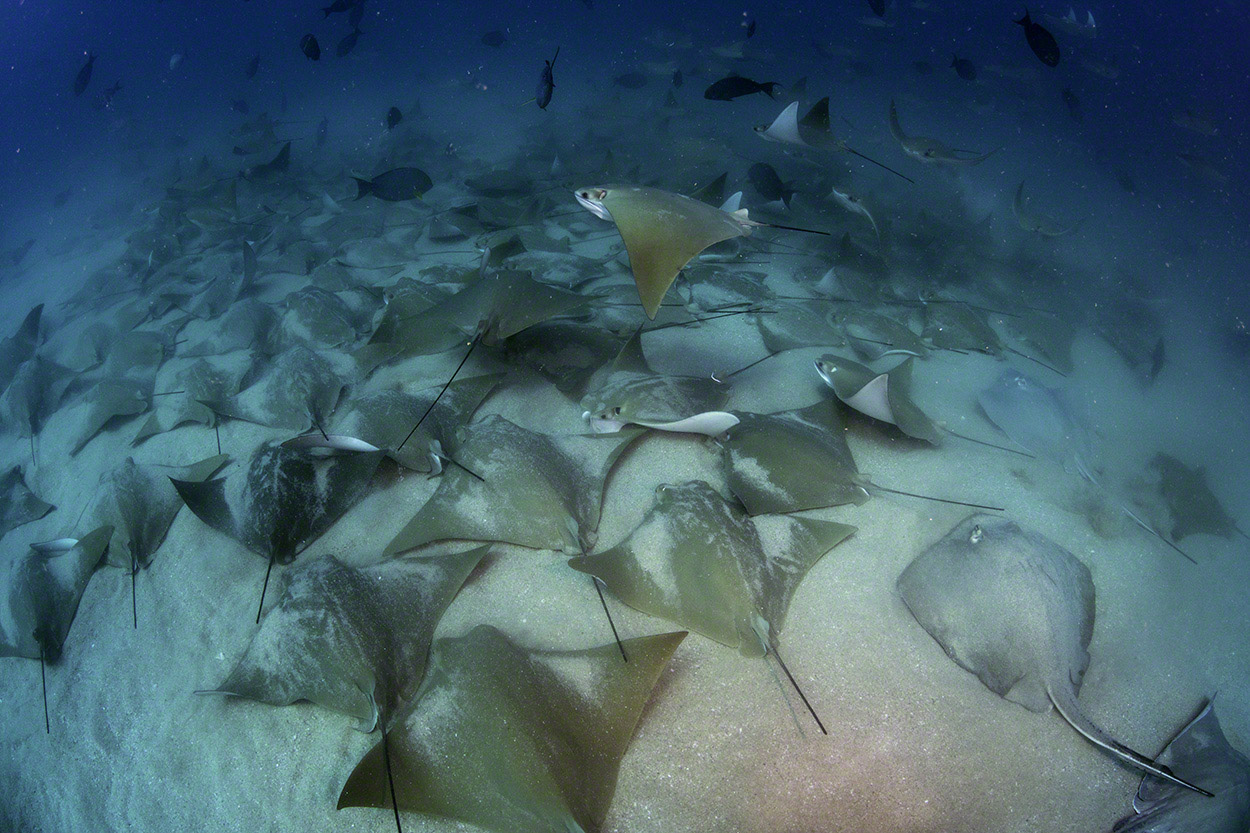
[890,100,1000,166]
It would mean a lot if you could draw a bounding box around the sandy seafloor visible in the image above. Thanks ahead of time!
[0,129,1248,832]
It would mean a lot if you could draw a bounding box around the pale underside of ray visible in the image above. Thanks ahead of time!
[1115,701,1249,832]
[0,465,54,536]
[758,101,808,146]
[817,355,942,444]
[722,402,870,515]
[1014,182,1079,237]
[586,186,755,319]
[338,626,687,833]
[830,188,880,239]
[898,514,1210,796]
[0,525,113,662]
[571,480,855,656]
[383,415,640,555]
[172,443,384,565]
[203,548,486,731]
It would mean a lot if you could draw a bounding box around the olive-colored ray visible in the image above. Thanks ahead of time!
[496,320,627,398]
[922,301,1003,354]
[721,402,870,515]
[1,358,75,440]
[838,309,928,359]
[90,455,229,572]
[69,378,152,455]
[202,344,348,432]
[278,285,364,350]
[0,525,113,662]
[384,415,640,555]
[571,480,855,657]
[815,355,942,444]
[178,298,280,358]
[172,442,384,566]
[325,373,503,472]
[899,514,1211,796]
[889,100,1000,165]
[0,465,54,536]
[0,304,43,394]
[201,548,486,731]
[188,240,258,319]
[365,278,451,346]
[100,331,170,382]
[758,300,846,352]
[579,327,737,436]
[1006,311,1075,375]
[132,356,251,445]
[573,185,757,318]
[1150,453,1244,542]
[1115,701,1249,832]
[338,626,686,833]
[1013,182,1080,237]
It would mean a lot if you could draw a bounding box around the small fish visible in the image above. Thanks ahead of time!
[1061,87,1082,122]
[481,30,506,48]
[102,80,122,109]
[300,34,321,61]
[73,53,96,96]
[536,46,559,109]
[744,18,756,38]
[613,72,648,89]
[385,106,402,129]
[245,53,260,78]
[704,75,778,101]
[336,28,362,57]
[231,99,249,114]
[169,53,184,71]
[951,55,977,80]
[353,167,432,201]
[672,68,683,88]
[1016,9,1060,67]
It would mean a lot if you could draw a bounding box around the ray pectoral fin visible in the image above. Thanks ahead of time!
[1046,683,1214,797]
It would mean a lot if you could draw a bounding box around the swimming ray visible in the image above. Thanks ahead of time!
[383,415,640,555]
[579,327,737,436]
[172,442,384,620]
[338,625,686,833]
[0,304,43,395]
[88,454,228,627]
[1149,453,1247,543]
[1006,311,1076,375]
[838,309,929,359]
[754,101,808,146]
[496,320,627,398]
[796,97,916,182]
[0,525,113,732]
[922,301,1003,354]
[1013,182,1080,237]
[201,344,349,432]
[978,369,1092,475]
[890,100,1000,166]
[757,299,846,352]
[0,465,54,536]
[1114,700,1248,832]
[815,355,942,444]
[898,514,1211,796]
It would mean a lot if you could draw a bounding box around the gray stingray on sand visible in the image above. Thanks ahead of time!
[978,368,1093,477]
[898,514,1212,796]
[889,100,1000,166]
[1113,700,1249,832]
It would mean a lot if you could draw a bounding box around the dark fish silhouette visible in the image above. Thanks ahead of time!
[1016,9,1060,67]
[745,18,756,38]
[101,80,122,109]
[868,0,886,17]
[613,72,647,89]
[322,0,355,17]
[243,142,291,179]
[481,30,506,48]
[245,53,260,79]
[704,75,778,101]
[353,167,432,202]
[748,162,795,207]
[672,68,683,88]
[536,46,559,109]
[348,0,365,28]
[73,53,96,96]
[231,99,249,114]
[385,106,402,129]
[951,55,977,80]
[1062,87,1082,122]
[300,34,321,61]
[337,28,361,57]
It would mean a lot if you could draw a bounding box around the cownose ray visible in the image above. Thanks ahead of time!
[199,548,488,833]
[278,285,365,349]
[200,343,349,433]
[178,297,279,358]
[757,299,846,353]
[338,625,686,833]
[921,300,1004,354]
[0,357,74,457]
[171,441,384,622]
[889,100,1001,166]
[88,454,228,628]
[132,355,252,446]
[1013,182,1080,237]
[0,465,54,536]
[0,525,113,732]
[1006,311,1076,375]
[1113,700,1248,832]
[829,185,880,240]
[754,100,808,146]
[897,514,1212,796]
[579,327,738,436]
[287,373,503,474]
[384,415,641,556]
[1149,453,1249,544]
[496,320,627,398]
[69,378,153,455]
[188,239,258,320]
[787,96,916,183]
[838,309,929,360]
[0,304,43,394]
[721,402,1003,516]
[570,480,854,732]
[573,185,829,319]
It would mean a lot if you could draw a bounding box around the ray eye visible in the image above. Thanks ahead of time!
[613,406,621,415]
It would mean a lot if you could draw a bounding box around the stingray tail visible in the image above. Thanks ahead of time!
[1046,684,1213,797]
